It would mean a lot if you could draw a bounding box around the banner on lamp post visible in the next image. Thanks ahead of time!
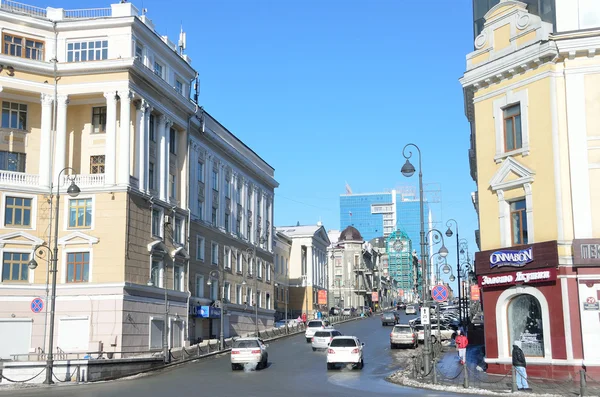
[371,291,379,302]
[471,285,480,301]
[318,290,328,305]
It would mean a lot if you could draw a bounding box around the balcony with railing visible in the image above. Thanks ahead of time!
[0,0,113,19]
[0,170,107,189]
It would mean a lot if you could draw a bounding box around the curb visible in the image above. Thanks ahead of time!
[386,373,569,397]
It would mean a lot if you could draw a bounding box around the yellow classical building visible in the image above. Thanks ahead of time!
[462,0,600,379]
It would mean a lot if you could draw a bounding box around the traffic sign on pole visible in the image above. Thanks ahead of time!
[431,285,448,302]
[31,298,44,313]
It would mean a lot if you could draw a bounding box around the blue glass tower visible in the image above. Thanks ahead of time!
[340,189,432,247]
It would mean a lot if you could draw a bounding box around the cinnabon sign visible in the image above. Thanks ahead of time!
[478,267,557,288]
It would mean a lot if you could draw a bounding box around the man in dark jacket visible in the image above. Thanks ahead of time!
[512,341,531,391]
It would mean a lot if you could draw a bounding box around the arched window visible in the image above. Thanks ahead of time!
[507,294,545,356]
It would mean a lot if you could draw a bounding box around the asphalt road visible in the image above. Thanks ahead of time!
[2,311,471,397]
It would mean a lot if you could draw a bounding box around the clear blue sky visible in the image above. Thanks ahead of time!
[31,0,479,269]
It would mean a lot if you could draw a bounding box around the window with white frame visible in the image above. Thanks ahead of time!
[212,168,219,191]
[196,236,205,261]
[257,259,263,279]
[4,196,33,227]
[197,161,204,183]
[174,217,184,245]
[236,284,242,304]
[171,320,183,348]
[175,79,183,95]
[248,257,254,276]
[2,101,28,130]
[149,162,155,190]
[91,106,107,134]
[68,198,92,229]
[257,290,262,308]
[134,42,143,62]
[0,150,26,172]
[266,293,271,310]
[493,90,530,161]
[266,264,271,282]
[224,247,231,269]
[224,213,230,233]
[2,252,30,282]
[169,174,176,199]
[211,242,219,265]
[236,252,243,273]
[224,282,231,303]
[67,39,108,62]
[210,279,218,301]
[510,199,528,245]
[211,207,217,227]
[169,128,177,155]
[149,114,156,142]
[150,260,162,287]
[174,265,183,291]
[197,198,203,221]
[225,174,231,198]
[246,287,252,305]
[153,60,164,78]
[152,209,162,237]
[149,318,164,349]
[195,274,204,297]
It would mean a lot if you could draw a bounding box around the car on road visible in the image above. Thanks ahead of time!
[311,329,343,351]
[380,311,399,326]
[397,303,406,310]
[390,324,417,349]
[305,319,331,343]
[341,308,352,316]
[329,306,341,315]
[326,336,364,370]
[230,337,268,370]
[275,319,298,328]
[415,324,455,343]
[405,305,417,315]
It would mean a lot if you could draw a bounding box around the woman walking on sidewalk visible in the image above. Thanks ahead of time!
[455,330,468,365]
[512,341,532,391]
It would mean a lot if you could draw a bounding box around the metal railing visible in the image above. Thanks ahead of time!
[64,8,111,19]
[0,0,46,18]
[61,173,105,188]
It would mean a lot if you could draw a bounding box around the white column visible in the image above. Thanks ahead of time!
[118,90,133,186]
[158,115,169,201]
[53,95,68,182]
[104,91,118,186]
[135,100,146,190]
[144,106,153,192]
[39,94,53,188]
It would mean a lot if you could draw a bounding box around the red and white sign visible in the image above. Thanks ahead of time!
[371,291,379,302]
[478,267,557,288]
[586,296,596,304]
[471,285,480,301]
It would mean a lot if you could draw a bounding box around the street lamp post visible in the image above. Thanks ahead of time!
[206,269,224,348]
[28,167,80,384]
[401,143,433,374]
[445,219,463,325]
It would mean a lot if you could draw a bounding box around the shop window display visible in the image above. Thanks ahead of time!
[508,294,544,356]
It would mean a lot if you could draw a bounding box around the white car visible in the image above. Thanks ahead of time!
[304,319,331,343]
[327,336,364,370]
[405,305,417,315]
[415,325,455,343]
[311,329,342,351]
[341,308,352,316]
[230,337,268,370]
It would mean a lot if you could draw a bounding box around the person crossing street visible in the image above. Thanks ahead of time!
[455,330,468,365]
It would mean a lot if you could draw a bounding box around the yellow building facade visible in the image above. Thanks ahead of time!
[462,0,600,379]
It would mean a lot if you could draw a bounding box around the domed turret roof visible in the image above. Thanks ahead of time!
[339,226,363,242]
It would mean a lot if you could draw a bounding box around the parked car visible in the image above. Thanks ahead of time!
[230,337,268,370]
[329,307,341,315]
[326,336,364,370]
[275,319,298,328]
[311,329,342,351]
[390,324,418,349]
[304,319,331,343]
[381,311,399,326]
[405,305,417,315]
[416,324,455,343]
[472,313,484,327]
[341,308,352,316]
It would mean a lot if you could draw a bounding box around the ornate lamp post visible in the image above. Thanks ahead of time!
[206,269,224,348]
[445,219,464,324]
[28,167,80,384]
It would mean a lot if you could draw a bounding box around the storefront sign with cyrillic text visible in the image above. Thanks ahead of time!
[478,268,557,288]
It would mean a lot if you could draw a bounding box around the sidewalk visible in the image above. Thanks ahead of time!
[389,344,600,397]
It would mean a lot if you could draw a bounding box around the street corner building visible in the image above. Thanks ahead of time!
[0,0,278,362]
[462,0,600,380]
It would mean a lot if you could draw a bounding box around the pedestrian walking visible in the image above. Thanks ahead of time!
[512,341,532,391]
[301,312,307,324]
[455,330,469,365]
